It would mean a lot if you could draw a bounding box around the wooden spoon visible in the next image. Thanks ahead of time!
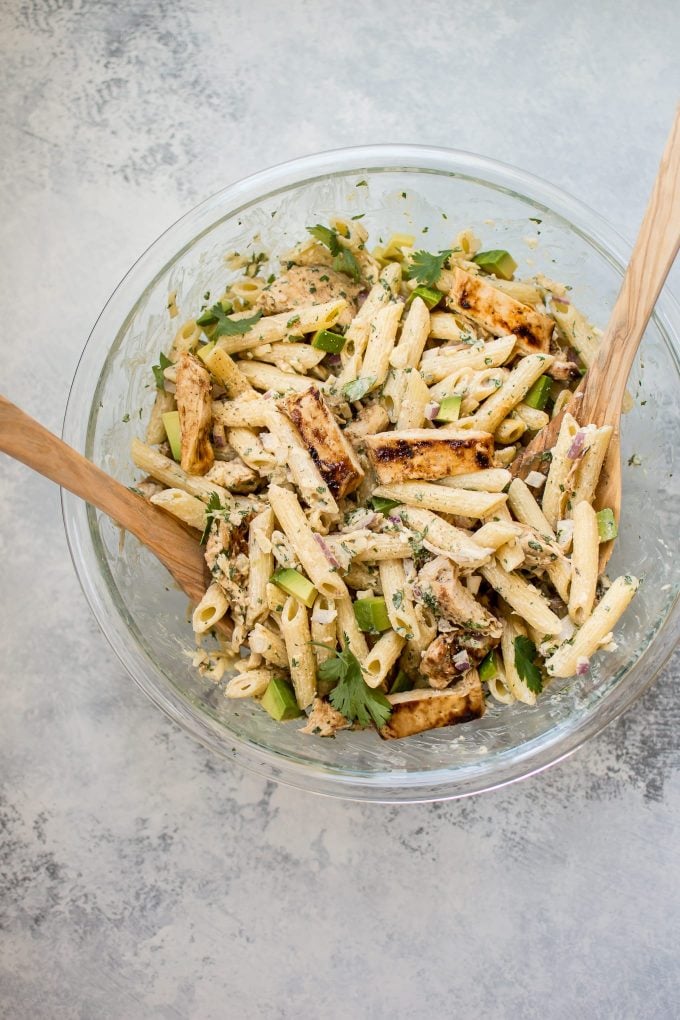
[511,109,680,567]
[0,395,217,615]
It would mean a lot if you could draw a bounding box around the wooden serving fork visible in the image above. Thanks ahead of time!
[0,396,214,610]
[511,109,680,568]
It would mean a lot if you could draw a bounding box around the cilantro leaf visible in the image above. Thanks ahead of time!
[513,635,544,694]
[320,640,392,729]
[342,377,375,402]
[307,224,361,281]
[405,249,452,287]
[307,223,341,254]
[332,247,361,281]
[200,491,225,545]
[152,351,172,389]
[197,302,262,338]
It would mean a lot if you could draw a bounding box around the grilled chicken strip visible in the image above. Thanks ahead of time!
[417,556,502,636]
[258,265,361,326]
[447,267,554,355]
[176,352,214,475]
[421,630,500,687]
[365,428,494,484]
[280,386,365,498]
[379,672,485,739]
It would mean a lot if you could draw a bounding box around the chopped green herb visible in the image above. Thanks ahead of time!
[370,496,400,515]
[197,302,262,338]
[200,492,225,545]
[356,180,368,187]
[513,635,543,694]
[405,249,452,287]
[319,641,392,728]
[306,224,361,281]
[152,351,172,389]
[122,413,130,423]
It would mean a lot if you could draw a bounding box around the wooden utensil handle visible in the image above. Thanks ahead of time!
[579,108,680,424]
[0,394,206,598]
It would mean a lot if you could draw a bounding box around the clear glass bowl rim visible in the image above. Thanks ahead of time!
[61,143,680,803]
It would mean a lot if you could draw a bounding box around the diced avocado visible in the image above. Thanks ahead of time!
[260,677,303,721]
[406,285,443,310]
[524,375,552,411]
[473,249,517,281]
[197,341,216,364]
[162,410,182,461]
[390,669,413,694]
[370,495,401,515]
[434,395,462,422]
[353,596,391,633]
[596,508,618,542]
[479,650,500,683]
[311,329,346,353]
[271,568,317,608]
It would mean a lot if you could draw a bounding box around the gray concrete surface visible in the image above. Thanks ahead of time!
[1,1,679,1017]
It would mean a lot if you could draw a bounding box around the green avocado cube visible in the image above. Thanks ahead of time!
[406,285,443,310]
[524,375,552,411]
[260,677,303,721]
[596,508,618,542]
[353,596,391,633]
[311,329,346,353]
[162,410,182,461]
[390,669,413,694]
[271,568,317,608]
[473,249,518,281]
[434,395,462,422]
[479,650,500,683]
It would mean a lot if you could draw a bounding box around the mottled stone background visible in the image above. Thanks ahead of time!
[1,2,679,1017]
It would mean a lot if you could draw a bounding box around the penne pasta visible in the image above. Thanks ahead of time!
[279,596,316,709]
[269,485,348,600]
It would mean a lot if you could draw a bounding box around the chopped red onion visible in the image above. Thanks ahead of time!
[567,431,586,459]
[452,649,471,672]
[576,656,590,676]
[339,510,379,532]
[311,607,337,626]
[263,390,276,400]
[559,615,576,642]
[424,401,440,421]
[313,533,341,569]
[525,470,547,489]
[212,431,226,448]
[325,354,342,368]
[556,519,574,548]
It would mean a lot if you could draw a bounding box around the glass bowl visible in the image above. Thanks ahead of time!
[62,145,680,802]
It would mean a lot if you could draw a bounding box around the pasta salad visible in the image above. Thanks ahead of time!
[131,216,638,740]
